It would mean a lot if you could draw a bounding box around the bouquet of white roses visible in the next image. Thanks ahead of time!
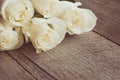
[0,0,97,53]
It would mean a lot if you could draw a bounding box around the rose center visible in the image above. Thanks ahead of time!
[0,37,9,45]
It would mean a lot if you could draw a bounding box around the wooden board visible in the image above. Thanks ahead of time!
[76,0,120,45]
[0,52,35,80]
[6,51,56,80]
[7,31,120,80]
[0,0,120,80]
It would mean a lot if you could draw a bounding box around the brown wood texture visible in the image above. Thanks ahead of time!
[76,0,120,45]
[7,51,56,80]
[0,52,35,80]
[0,0,120,80]
[7,32,120,80]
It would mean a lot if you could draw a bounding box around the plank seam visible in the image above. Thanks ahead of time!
[60,46,115,80]
[6,51,38,80]
[5,31,119,80]
[93,30,120,47]
[22,43,115,80]
[21,52,58,80]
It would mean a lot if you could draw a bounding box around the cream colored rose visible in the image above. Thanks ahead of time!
[53,1,82,18]
[30,0,59,18]
[0,21,24,51]
[22,17,66,53]
[47,17,66,42]
[0,29,18,50]
[1,0,34,26]
[13,27,24,50]
[30,0,81,18]
[61,8,97,35]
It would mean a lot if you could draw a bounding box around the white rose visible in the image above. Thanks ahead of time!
[0,21,24,51]
[47,17,66,42]
[22,17,66,53]
[30,0,59,18]
[0,29,18,50]
[30,0,81,18]
[62,8,97,35]
[53,1,82,18]
[1,0,34,26]
[13,27,24,50]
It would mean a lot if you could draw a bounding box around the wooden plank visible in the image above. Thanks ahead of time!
[0,52,35,80]
[76,0,120,45]
[7,50,56,80]
[7,31,120,80]
[1,0,120,80]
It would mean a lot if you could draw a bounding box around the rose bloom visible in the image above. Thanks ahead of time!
[22,17,66,53]
[61,8,97,35]
[1,0,34,26]
[0,20,24,50]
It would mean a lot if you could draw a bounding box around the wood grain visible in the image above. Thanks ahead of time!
[0,52,35,80]
[7,51,56,80]
[7,32,120,80]
[76,0,120,45]
[0,0,120,80]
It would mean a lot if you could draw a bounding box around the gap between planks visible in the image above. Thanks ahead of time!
[6,31,120,80]
[93,30,120,47]
[0,52,36,80]
[5,51,57,80]
[6,51,38,80]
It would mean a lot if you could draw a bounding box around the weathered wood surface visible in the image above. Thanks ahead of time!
[0,52,35,80]
[7,51,56,80]
[8,31,120,80]
[0,0,120,80]
[76,0,120,45]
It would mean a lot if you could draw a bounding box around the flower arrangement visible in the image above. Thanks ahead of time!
[0,0,97,53]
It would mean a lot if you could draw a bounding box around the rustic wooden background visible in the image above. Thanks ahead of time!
[77,0,120,45]
[0,0,120,80]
